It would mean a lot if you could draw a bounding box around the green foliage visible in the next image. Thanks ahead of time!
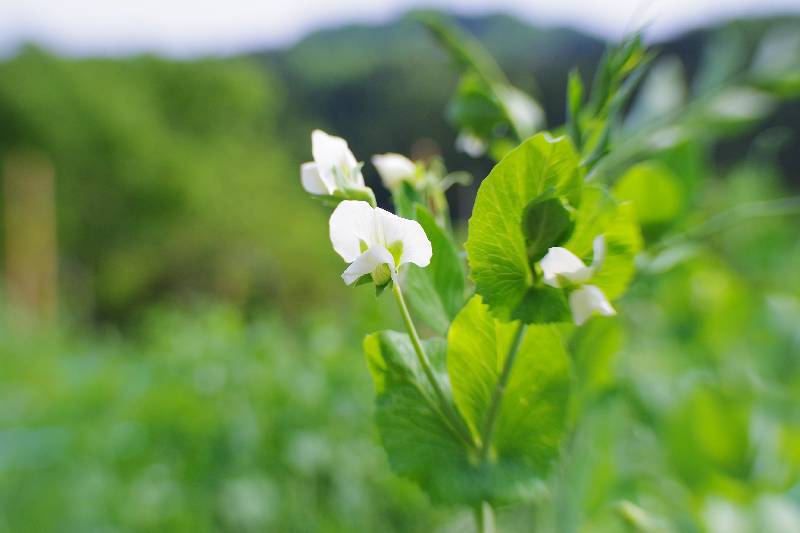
[666,385,754,496]
[448,297,571,483]
[363,331,478,504]
[405,205,467,336]
[521,197,575,263]
[564,186,642,300]
[466,133,582,323]
[363,296,572,506]
[0,306,445,532]
[3,12,800,533]
[0,48,340,319]
[612,161,684,232]
[568,315,621,400]
[419,14,544,158]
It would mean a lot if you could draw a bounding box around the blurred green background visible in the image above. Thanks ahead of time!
[0,11,799,532]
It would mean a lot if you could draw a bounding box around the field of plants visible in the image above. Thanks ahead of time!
[1,11,799,533]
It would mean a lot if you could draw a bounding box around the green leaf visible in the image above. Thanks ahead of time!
[448,73,507,140]
[588,34,647,117]
[417,13,508,86]
[419,14,544,145]
[363,331,481,504]
[613,161,684,232]
[447,296,572,482]
[521,196,575,264]
[566,68,584,148]
[564,185,643,300]
[405,205,468,335]
[466,133,582,323]
[513,286,571,324]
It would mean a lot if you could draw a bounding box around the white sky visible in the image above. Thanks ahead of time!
[0,0,799,57]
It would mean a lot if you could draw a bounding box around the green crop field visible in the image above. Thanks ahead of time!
[0,11,799,533]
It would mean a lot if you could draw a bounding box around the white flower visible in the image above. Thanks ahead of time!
[497,86,544,138]
[301,129,366,195]
[371,153,418,189]
[567,285,616,326]
[455,132,487,158]
[329,200,432,286]
[540,235,615,325]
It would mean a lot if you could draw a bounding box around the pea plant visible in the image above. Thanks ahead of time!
[300,17,800,532]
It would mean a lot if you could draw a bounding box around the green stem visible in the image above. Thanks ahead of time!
[475,501,497,533]
[480,321,526,460]
[392,282,474,449]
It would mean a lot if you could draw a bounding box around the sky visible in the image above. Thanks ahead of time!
[1,0,799,57]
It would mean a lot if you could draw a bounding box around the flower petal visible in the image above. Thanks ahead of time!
[329,200,378,262]
[375,208,432,267]
[590,234,606,272]
[300,162,333,195]
[568,285,616,326]
[455,132,486,157]
[312,129,359,186]
[372,153,417,189]
[341,246,394,285]
[540,247,591,287]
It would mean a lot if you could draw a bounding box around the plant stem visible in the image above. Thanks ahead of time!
[480,321,527,460]
[392,282,474,448]
[475,501,497,533]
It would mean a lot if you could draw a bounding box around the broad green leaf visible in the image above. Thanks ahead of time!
[613,161,684,230]
[447,296,572,480]
[363,331,481,504]
[512,286,570,324]
[521,197,575,263]
[405,205,467,335]
[466,133,582,323]
[564,185,643,300]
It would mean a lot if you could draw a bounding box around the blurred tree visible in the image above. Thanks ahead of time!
[0,47,341,321]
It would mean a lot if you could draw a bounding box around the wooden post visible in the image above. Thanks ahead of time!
[3,150,58,325]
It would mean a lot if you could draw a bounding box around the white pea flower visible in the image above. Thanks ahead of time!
[455,132,487,158]
[372,153,418,190]
[301,129,367,196]
[329,200,432,286]
[540,235,615,326]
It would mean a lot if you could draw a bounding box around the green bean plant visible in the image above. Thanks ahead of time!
[299,16,800,532]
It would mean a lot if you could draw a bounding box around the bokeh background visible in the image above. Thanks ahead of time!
[0,1,799,531]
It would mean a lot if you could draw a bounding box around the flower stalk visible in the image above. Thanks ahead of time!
[392,282,475,449]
